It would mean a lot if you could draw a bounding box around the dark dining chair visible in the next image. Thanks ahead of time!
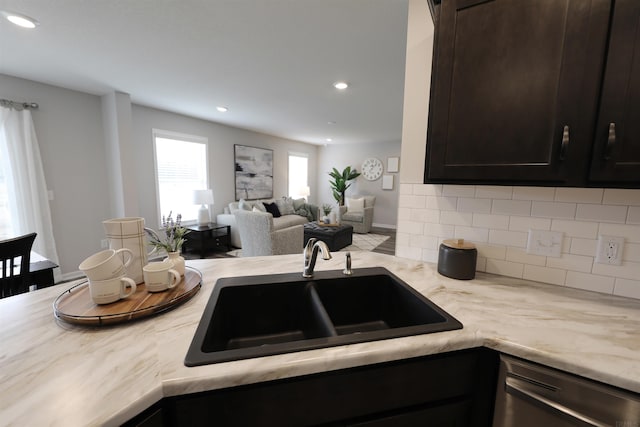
[0,232,37,298]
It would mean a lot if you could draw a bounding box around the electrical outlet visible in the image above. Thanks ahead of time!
[526,229,563,257]
[100,239,109,249]
[595,235,624,265]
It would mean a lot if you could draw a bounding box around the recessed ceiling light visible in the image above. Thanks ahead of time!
[2,11,39,28]
[333,82,348,90]
[216,106,228,112]
[327,121,336,125]
[326,138,333,142]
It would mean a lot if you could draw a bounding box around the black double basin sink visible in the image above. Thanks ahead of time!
[185,267,462,366]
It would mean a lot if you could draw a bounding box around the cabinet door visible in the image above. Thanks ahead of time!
[426,0,610,185]
[589,0,640,184]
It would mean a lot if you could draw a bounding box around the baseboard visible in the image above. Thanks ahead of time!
[372,223,397,230]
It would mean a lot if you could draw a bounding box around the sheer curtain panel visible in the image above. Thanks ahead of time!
[0,106,59,265]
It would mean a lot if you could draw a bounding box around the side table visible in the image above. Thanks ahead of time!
[183,223,231,258]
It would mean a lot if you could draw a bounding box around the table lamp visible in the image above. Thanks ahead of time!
[192,189,214,226]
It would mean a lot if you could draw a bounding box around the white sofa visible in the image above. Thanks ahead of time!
[216,198,319,248]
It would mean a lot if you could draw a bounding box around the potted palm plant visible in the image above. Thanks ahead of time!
[328,166,361,206]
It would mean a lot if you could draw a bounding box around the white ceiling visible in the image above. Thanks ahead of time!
[0,0,409,145]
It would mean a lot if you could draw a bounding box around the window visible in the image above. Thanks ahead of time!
[288,152,309,199]
[153,130,208,223]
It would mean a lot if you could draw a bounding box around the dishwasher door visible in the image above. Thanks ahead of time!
[493,355,640,427]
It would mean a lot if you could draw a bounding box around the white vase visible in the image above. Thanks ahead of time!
[165,251,185,277]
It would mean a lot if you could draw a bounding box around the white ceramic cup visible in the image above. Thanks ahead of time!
[88,275,137,305]
[143,261,181,292]
[79,248,134,281]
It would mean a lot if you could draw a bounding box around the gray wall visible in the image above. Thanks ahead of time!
[317,142,401,228]
[1,74,319,279]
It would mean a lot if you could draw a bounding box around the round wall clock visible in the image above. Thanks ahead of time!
[361,157,383,181]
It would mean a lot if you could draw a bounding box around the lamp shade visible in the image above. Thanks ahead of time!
[192,189,214,205]
[300,186,310,197]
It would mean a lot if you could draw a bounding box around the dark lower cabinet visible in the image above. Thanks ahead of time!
[146,348,498,427]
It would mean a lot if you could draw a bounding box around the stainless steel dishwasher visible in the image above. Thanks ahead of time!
[493,355,640,427]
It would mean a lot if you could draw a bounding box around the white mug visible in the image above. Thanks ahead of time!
[79,248,134,281]
[143,261,181,292]
[88,275,137,305]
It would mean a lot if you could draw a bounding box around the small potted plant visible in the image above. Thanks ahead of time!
[146,212,190,276]
[321,204,333,224]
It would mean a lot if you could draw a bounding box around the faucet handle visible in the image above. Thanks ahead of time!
[343,252,352,275]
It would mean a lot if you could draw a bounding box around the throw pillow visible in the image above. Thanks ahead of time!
[292,197,306,210]
[276,197,295,215]
[253,201,267,212]
[252,206,262,213]
[263,202,281,218]
[347,197,364,213]
[238,198,252,211]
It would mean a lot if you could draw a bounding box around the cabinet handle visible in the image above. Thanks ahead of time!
[604,122,615,160]
[559,125,569,161]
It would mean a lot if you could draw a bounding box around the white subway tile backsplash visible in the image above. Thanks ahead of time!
[598,223,640,243]
[488,229,528,247]
[506,247,546,266]
[422,248,439,263]
[423,223,455,238]
[399,194,427,209]
[554,187,603,203]
[512,186,555,201]
[546,253,593,273]
[426,195,458,210]
[551,219,598,239]
[508,216,551,232]
[623,243,640,263]
[613,278,640,299]
[523,265,566,286]
[409,234,438,249]
[409,208,440,223]
[458,197,492,213]
[592,261,640,281]
[627,207,640,224]
[394,183,640,301]
[575,204,627,223]
[442,184,476,197]
[440,211,473,226]
[415,184,443,196]
[397,220,424,235]
[486,259,524,278]
[475,243,507,260]
[569,238,597,257]
[475,185,513,199]
[565,271,615,294]
[454,226,489,243]
[603,188,640,206]
[531,201,576,219]
[472,213,510,230]
[492,199,532,216]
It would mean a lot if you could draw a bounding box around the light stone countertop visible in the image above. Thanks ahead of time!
[1,252,639,426]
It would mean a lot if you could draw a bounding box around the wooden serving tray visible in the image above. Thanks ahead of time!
[53,267,202,326]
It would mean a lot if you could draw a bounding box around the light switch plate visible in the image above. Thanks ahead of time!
[526,229,563,257]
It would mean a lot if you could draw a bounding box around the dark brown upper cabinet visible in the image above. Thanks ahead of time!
[589,0,640,184]
[424,0,640,187]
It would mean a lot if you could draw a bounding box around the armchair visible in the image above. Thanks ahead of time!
[234,210,303,257]
[339,195,376,234]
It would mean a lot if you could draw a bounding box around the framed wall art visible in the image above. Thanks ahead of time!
[234,144,273,200]
[387,157,399,173]
[382,174,394,190]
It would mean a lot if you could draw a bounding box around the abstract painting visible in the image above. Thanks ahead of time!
[234,144,273,200]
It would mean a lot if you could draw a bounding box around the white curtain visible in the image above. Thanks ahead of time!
[0,106,59,264]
